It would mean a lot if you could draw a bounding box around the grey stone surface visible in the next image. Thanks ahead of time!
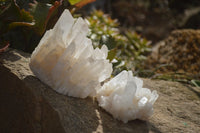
[0,49,200,133]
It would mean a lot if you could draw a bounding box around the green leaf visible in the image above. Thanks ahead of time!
[137,55,147,61]
[0,0,33,22]
[29,1,51,35]
[8,22,34,29]
[20,9,33,22]
[101,35,117,50]
[191,80,200,87]
[29,1,60,35]
[68,0,83,5]
[0,0,33,34]
[74,0,96,8]
[107,48,117,61]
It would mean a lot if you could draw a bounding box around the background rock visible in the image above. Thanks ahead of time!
[0,49,200,133]
[146,29,200,78]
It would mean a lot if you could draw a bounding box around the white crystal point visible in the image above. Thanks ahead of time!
[29,9,112,98]
[97,70,159,123]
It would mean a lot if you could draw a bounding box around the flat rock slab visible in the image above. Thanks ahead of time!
[0,49,200,133]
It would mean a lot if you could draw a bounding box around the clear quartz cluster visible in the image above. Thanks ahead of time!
[30,9,158,123]
[29,10,112,98]
[97,70,159,123]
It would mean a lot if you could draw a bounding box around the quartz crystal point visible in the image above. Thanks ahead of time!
[29,10,113,98]
[97,70,159,123]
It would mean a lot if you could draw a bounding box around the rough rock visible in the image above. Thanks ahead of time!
[0,49,200,133]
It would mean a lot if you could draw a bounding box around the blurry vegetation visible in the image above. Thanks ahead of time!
[0,0,95,52]
[168,0,200,13]
[103,0,200,86]
[1,0,199,86]
[109,0,200,43]
[87,10,151,75]
[191,80,200,87]
[0,0,151,76]
[143,29,200,86]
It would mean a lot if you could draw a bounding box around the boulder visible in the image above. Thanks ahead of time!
[0,49,200,133]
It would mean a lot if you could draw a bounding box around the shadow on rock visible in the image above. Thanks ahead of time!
[1,49,22,62]
[24,75,150,133]
[97,106,149,133]
[23,75,99,133]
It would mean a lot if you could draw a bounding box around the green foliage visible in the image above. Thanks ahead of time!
[0,1,151,77]
[0,0,35,52]
[68,0,82,5]
[0,0,94,52]
[191,80,200,87]
[0,0,57,52]
[135,64,200,87]
[0,0,33,32]
[153,72,200,87]
[87,10,119,47]
[29,1,60,35]
[87,10,151,75]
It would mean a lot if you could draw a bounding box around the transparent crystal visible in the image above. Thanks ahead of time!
[29,10,113,98]
[97,70,159,123]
